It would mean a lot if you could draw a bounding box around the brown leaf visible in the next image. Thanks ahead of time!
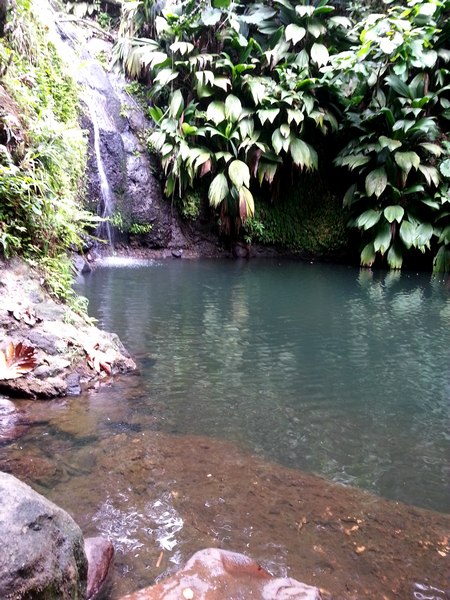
[0,341,38,380]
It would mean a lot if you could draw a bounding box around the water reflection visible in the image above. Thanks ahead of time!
[75,260,450,514]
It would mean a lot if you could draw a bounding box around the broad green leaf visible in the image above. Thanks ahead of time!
[439,159,450,179]
[195,70,214,87]
[287,109,304,125]
[360,242,376,267]
[399,220,416,249]
[181,123,197,136]
[385,75,410,98]
[169,41,194,55]
[310,43,329,67]
[374,222,392,255]
[215,151,233,164]
[420,143,444,157]
[229,160,250,188]
[365,168,387,198]
[438,225,450,244]
[289,137,318,170]
[208,173,229,207]
[343,183,356,208]
[280,123,290,138]
[379,136,402,151]
[213,77,231,92]
[148,106,163,124]
[337,154,370,171]
[356,209,381,230]
[418,164,440,187]
[258,161,278,185]
[433,245,450,273]
[154,69,178,86]
[225,95,243,122]
[239,186,255,220]
[201,7,222,25]
[272,129,284,155]
[395,151,420,175]
[169,90,184,119]
[295,5,314,17]
[206,101,226,124]
[307,21,325,38]
[285,24,306,45]
[258,108,280,125]
[387,244,403,269]
[415,223,433,249]
[384,205,404,223]
[246,80,266,105]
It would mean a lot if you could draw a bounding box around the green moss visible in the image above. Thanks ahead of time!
[249,173,350,256]
[0,0,94,307]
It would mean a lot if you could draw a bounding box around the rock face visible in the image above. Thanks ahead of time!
[0,259,136,399]
[53,12,189,251]
[119,548,323,600]
[0,471,87,599]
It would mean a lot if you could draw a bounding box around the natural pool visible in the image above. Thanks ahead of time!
[1,259,449,598]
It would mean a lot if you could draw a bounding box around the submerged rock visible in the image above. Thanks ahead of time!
[119,548,323,600]
[0,471,87,599]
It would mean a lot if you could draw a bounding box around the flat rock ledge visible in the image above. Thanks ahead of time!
[119,548,323,600]
[0,259,136,399]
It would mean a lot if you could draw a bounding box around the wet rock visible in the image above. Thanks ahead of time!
[119,548,322,600]
[0,471,87,599]
[0,398,29,443]
[66,372,82,396]
[85,536,114,600]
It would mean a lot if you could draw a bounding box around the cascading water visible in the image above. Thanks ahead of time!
[84,96,114,246]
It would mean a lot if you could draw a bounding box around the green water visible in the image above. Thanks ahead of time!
[76,259,450,514]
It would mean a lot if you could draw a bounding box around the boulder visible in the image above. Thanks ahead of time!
[85,536,114,600]
[0,471,87,599]
[119,548,322,600]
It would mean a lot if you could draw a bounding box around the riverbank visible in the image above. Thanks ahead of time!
[0,259,135,400]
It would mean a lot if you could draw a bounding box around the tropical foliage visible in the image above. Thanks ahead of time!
[114,0,350,235]
[0,0,97,302]
[114,0,450,270]
[333,0,450,270]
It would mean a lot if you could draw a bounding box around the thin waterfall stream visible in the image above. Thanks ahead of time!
[84,95,115,246]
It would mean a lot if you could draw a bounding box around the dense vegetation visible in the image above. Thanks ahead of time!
[113,0,450,270]
[0,0,95,305]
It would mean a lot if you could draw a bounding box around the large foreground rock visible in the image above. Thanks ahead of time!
[0,471,87,599]
[120,548,322,600]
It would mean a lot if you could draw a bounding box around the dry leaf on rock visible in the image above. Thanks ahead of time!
[0,341,38,380]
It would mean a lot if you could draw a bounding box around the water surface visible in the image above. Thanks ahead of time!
[76,259,450,513]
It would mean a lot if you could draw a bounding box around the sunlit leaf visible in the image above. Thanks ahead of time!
[365,167,387,198]
[310,43,329,67]
[384,205,404,223]
[399,220,416,249]
[285,24,306,45]
[229,160,250,188]
[208,173,229,207]
[387,243,403,269]
[239,186,255,220]
[374,222,392,255]
[225,95,243,122]
[169,90,184,119]
[395,151,420,175]
[206,101,226,124]
[360,242,376,267]
[356,209,381,230]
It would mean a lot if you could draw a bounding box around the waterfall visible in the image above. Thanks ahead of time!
[84,96,114,246]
